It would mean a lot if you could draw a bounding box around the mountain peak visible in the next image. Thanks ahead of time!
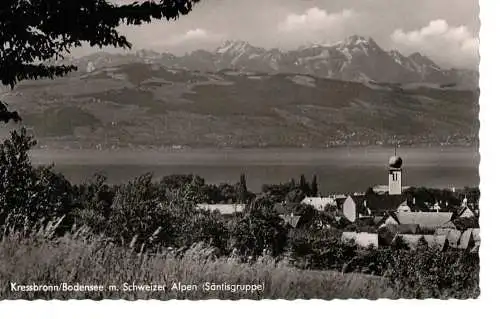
[216,40,255,55]
[343,35,371,46]
[408,52,440,69]
[337,35,382,55]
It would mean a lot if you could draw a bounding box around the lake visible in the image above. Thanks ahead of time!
[29,146,480,194]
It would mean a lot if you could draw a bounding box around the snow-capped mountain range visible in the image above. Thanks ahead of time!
[63,35,478,89]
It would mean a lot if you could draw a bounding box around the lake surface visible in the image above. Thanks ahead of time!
[29,147,480,193]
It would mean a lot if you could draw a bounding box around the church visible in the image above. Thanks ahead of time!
[341,151,428,221]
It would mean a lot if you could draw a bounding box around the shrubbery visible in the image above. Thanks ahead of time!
[385,249,480,298]
[287,228,356,270]
[0,128,74,233]
[287,228,479,298]
[228,198,288,258]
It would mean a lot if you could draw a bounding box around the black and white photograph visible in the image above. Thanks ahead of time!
[0,0,481,301]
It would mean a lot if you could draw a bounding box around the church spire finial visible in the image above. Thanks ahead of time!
[393,136,398,156]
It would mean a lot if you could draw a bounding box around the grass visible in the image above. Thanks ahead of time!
[0,229,394,300]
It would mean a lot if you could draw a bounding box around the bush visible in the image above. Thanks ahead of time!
[0,128,73,233]
[287,228,356,270]
[105,173,164,245]
[183,210,229,254]
[385,249,480,299]
[71,173,115,233]
[286,229,479,298]
[228,199,288,258]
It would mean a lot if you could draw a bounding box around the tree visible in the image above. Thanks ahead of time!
[261,182,295,203]
[365,187,376,196]
[1,101,21,123]
[160,174,203,192]
[237,173,249,203]
[299,174,311,195]
[285,188,305,203]
[229,201,288,258]
[0,128,73,233]
[311,174,318,196]
[218,183,238,204]
[0,0,201,121]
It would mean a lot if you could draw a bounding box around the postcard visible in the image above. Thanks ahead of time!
[0,0,480,301]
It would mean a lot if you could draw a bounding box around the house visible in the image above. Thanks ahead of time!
[435,228,462,248]
[383,211,454,232]
[301,197,337,211]
[196,204,245,217]
[471,228,480,252]
[363,193,429,215]
[341,195,368,222]
[280,214,303,228]
[373,216,386,226]
[472,228,480,242]
[392,234,422,250]
[455,206,476,219]
[458,229,473,250]
[378,223,420,246]
[365,194,406,215]
[341,232,379,248]
[458,228,480,250]
[380,223,421,234]
[396,201,412,213]
[279,211,335,230]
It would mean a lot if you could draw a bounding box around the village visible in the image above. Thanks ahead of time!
[196,153,480,252]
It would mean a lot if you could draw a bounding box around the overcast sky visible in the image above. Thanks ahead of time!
[73,0,480,69]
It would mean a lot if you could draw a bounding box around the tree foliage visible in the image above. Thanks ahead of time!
[229,198,288,258]
[0,101,22,124]
[0,128,74,231]
[311,174,318,196]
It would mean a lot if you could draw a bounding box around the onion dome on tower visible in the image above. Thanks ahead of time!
[388,155,403,169]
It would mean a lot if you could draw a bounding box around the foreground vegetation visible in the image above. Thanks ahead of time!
[0,129,480,299]
[0,230,394,300]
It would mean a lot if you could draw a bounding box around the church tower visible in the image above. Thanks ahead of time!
[388,147,403,195]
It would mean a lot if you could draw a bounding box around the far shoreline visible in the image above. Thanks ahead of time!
[28,145,480,167]
[29,143,480,152]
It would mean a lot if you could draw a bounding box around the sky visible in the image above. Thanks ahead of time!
[73,0,480,69]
